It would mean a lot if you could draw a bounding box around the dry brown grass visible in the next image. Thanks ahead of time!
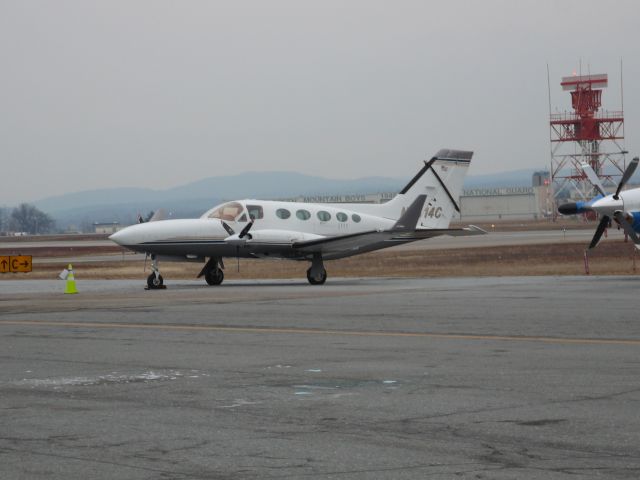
[7,240,639,281]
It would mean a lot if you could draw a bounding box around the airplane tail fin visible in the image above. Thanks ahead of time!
[391,195,427,232]
[380,149,472,229]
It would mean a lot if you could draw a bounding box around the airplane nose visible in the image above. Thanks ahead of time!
[591,196,623,215]
[108,230,123,245]
[109,228,133,246]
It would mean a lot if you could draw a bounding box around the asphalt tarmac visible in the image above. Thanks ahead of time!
[1,276,639,479]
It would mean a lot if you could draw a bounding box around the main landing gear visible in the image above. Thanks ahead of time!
[198,257,225,286]
[146,254,165,289]
[145,255,325,288]
[306,253,327,285]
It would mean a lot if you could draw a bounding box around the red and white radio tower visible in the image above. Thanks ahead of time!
[549,71,626,211]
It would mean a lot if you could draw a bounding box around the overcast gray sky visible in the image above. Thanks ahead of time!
[1,0,638,204]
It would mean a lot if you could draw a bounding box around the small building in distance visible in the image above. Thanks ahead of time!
[94,222,121,234]
[459,186,547,221]
[459,171,551,222]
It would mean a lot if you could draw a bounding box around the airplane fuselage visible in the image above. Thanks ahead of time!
[112,199,397,260]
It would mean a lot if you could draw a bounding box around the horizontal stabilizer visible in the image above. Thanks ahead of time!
[433,149,474,161]
[440,225,487,236]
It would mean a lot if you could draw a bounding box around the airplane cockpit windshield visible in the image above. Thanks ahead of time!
[207,201,247,222]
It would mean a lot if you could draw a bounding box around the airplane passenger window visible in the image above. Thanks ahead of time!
[296,209,311,220]
[246,205,264,220]
[208,202,245,221]
[276,208,291,219]
[352,214,361,223]
[336,212,348,222]
[317,211,331,222]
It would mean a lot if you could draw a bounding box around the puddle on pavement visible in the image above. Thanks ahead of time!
[13,369,209,389]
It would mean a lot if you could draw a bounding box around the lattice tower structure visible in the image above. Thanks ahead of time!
[549,73,625,206]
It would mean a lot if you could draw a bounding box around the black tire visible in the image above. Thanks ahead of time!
[147,273,164,289]
[205,268,224,286]
[306,267,327,285]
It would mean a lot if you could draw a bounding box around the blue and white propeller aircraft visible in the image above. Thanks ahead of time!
[558,156,640,250]
[110,149,484,288]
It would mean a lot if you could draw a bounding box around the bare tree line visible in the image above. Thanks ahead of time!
[0,204,55,235]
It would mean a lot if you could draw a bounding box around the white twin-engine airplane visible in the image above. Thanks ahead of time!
[110,149,484,288]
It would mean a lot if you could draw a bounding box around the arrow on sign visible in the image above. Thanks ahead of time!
[8,255,33,273]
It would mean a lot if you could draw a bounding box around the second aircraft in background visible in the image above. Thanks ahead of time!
[558,156,640,250]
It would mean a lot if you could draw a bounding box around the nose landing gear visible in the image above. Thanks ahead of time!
[146,255,166,290]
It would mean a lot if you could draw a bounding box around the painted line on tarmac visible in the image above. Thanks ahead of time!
[1,320,639,346]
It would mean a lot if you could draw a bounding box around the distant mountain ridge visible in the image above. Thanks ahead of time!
[35,171,404,212]
[34,168,544,229]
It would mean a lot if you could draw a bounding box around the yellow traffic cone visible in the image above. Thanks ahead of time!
[64,264,78,294]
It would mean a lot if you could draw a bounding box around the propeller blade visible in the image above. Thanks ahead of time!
[589,215,610,249]
[221,221,235,236]
[239,221,254,239]
[614,157,639,199]
[580,163,607,197]
[613,211,640,244]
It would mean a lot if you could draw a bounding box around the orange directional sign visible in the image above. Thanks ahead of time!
[0,256,8,273]
[0,255,32,273]
[11,256,32,272]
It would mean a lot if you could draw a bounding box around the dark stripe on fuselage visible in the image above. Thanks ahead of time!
[140,240,226,246]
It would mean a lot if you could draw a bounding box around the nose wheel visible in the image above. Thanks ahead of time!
[145,254,166,290]
[147,273,164,289]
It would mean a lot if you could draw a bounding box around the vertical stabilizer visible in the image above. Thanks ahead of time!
[377,149,472,229]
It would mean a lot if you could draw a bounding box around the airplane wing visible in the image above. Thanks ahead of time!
[292,225,485,260]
